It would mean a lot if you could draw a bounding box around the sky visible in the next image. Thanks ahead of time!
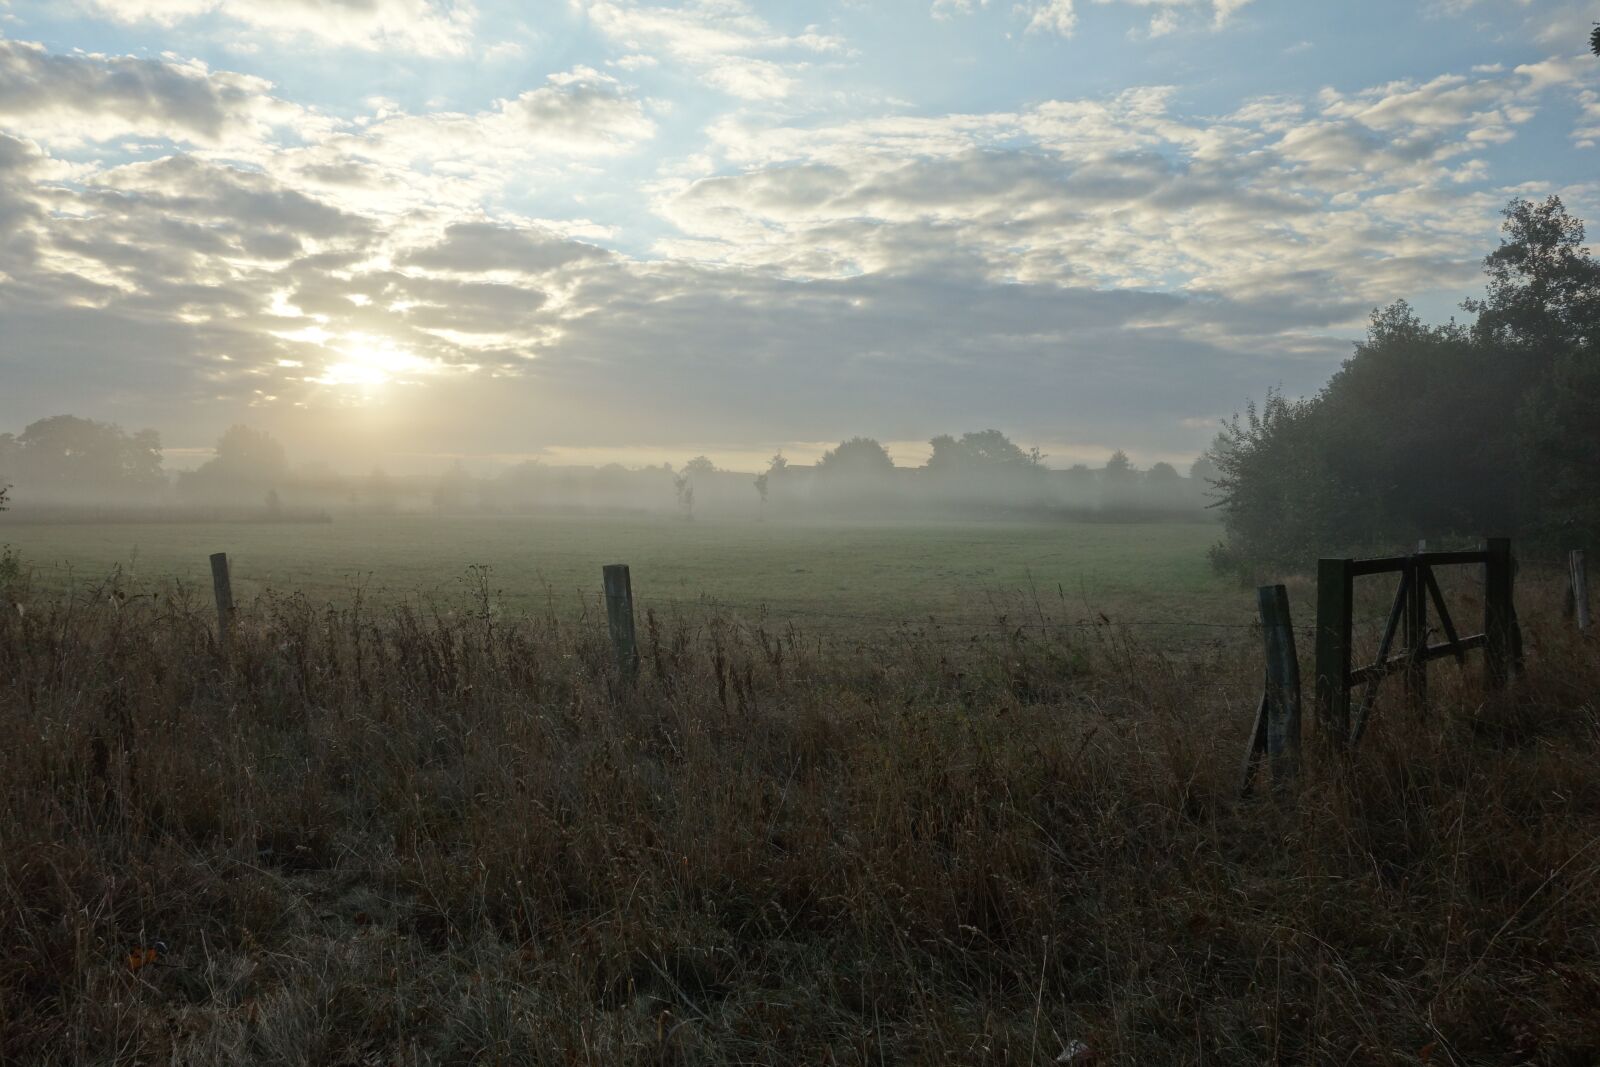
[1,0,1598,473]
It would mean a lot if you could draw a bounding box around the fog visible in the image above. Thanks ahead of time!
[0,418,1216,523]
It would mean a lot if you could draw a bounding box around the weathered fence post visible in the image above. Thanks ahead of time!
[1315,557,1353,746]
[1568,549,1591,633]
[1258,584,1302,784]
[602,563,639,682]
[1404,555,1428,710]
[209,551,234,634]
[1484,537,1517,689]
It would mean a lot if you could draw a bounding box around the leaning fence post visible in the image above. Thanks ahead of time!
[602,564,639,682]
[1258,584,1302,784]
[1567,549,1591,633]
[209,551,234,635]
[1484,537,1516,689]
[1315,558,1353,746]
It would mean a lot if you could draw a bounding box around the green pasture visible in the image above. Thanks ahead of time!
[0,513,1245,633]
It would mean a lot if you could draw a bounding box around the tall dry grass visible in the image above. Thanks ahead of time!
[1,567,1597,1064]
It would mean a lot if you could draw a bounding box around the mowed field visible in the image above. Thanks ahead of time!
[0,513,1243,633]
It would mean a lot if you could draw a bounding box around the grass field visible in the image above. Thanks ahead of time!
[3,549,1598,1063]
[0,513,1242,632]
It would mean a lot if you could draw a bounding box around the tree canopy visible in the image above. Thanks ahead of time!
[0,416,163,499]
[1209,195,1600,574]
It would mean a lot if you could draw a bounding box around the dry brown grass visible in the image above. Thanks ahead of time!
[1,569,1598,1065]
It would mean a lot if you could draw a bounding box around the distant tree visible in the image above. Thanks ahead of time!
[0,484,8,511]
[753,470,769,514]
[926,429,1038,473]
[179,424,287,503]
[264,488,281,516]
[816,437,894,477]
[1146,461,1181,486]
[683,455,717,478]
[672,470,694,520]
[7,415,164,496]
[767,451,789,475]
[1101,449,1140,510]
[1188,451,1220,488]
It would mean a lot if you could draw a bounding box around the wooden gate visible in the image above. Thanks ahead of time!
[1315,538,1521,747]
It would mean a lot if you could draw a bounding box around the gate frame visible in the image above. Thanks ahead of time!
[1315,537,1520,747]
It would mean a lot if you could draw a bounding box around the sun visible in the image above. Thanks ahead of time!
[312,334,434,390]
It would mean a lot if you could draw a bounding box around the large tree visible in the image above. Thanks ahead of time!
[1209,196,1600,574]
[180,424,289,503]
[2,416,164,499]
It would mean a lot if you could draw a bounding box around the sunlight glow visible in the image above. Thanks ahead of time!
[311,334,439,390]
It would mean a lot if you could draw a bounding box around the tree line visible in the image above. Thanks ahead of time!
[0,420,1213,521]
[1208,196,1600,575]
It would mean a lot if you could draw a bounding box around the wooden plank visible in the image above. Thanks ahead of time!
[1237,690,1269,799]
[1315,558,1354,746]
[602,563,640,682]
[1422,565,1468,665]
[1355,634,1489,682]
[1414,550,1490,567]
[209,551,234,634]
[1258,584,1302,784]
[1349,567,1409,744]
[1419,633,1487,661]
[1351,556,1409,577]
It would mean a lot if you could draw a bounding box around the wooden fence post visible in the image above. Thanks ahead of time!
[1568,549,1591,633]
[1258,584,1302,784]
[1315,558,1353,746]
[1404,556,1428,710]
[602,564,639,682]
[1484,537,1516,689]
[209,552,234,634]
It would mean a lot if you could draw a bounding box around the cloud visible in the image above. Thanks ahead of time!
[991,0,1255,38]
[659,59,1567,315]
[80,0,479,56]
[1024,0,1076,37]
[581,0,842,100]
[0,26,1592,463]
[502,67,656,150]
[0,35,297,146]
[401,221,609,273]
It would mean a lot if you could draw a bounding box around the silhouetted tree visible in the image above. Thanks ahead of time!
[683,456,717,478]
[179,424,288,504]
[672,470,694,520]
[5,416,164,498]
[816,437,894,477]
[1210,196,1600,572]
[925,429,1038,473]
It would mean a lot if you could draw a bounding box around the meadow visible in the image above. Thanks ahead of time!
[0,513,1242,633]
[5,516,1598,1064]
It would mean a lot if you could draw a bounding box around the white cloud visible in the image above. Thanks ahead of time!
[1023,0,1076,37]
[581,0,842,100]
[0,36,312,147]
[80,0,478,56]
